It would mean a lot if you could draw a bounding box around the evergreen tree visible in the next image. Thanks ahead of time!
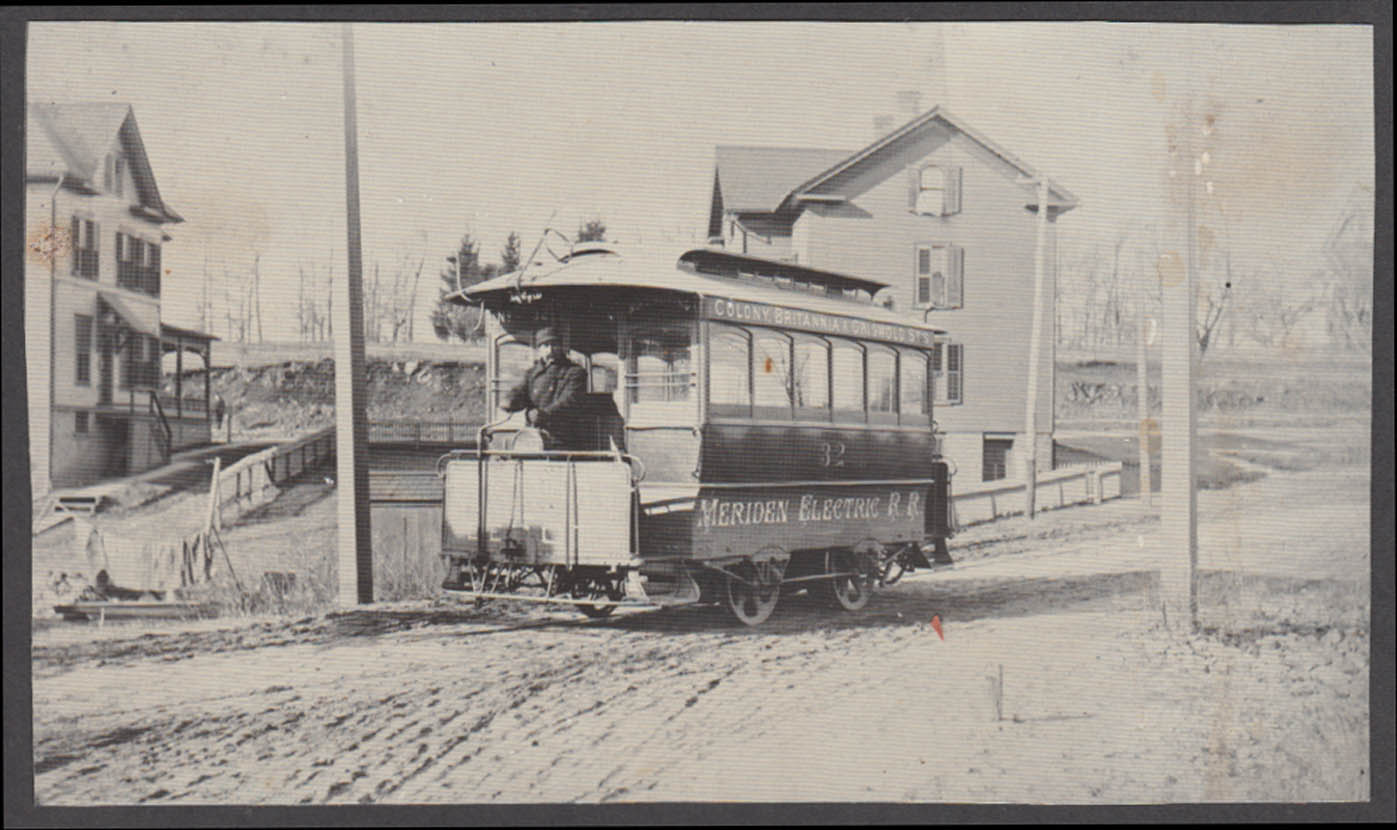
[500,231,523,274]
[576,218,607,243]
[431,234,487,342]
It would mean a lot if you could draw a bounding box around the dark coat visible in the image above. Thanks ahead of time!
[504,356,589,448]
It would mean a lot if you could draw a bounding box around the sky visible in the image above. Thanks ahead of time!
[27,21,1375,343]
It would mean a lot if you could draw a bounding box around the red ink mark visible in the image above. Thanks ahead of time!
[931,615,944,640]
[764,356,773,373]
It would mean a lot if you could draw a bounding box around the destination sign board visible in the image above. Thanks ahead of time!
[705,297,936,347]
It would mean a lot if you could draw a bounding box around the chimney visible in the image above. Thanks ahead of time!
[896,89,923,121]
[873,114,896,138]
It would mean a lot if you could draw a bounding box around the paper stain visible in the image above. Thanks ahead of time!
[931,614,944,641]
[1151,71,1167,102]
[1197,224,1216,256]
[27,220,70,268]
[1156,251,1185,287]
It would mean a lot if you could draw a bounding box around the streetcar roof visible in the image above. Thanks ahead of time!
[459,245,948,336]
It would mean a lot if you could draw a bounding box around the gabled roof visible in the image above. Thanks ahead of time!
[713,146,853,214]
[27,102,183,223]
[785,106,1078,212]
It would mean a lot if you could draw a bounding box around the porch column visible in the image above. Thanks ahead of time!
[176,337,184,421]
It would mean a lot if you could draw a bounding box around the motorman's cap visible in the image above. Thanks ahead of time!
[535,327,562,346]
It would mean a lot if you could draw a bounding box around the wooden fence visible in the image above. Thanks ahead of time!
[213,427,336,525]
[951,462,1123,527]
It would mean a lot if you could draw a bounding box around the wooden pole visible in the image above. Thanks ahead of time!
[205,456,222,533]
[1137,285,1153,506]
[335,22,374,605]
[1160,96,1200,630]
[1023,178,1050,519]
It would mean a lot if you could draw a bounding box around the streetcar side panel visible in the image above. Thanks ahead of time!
[699,423,936,483]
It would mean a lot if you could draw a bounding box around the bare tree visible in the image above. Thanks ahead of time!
[1238,266,1321,348]
[1196,277,1232,358]
[1322,201,1373,352]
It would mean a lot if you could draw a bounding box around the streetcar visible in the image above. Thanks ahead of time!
[438,240,955,625]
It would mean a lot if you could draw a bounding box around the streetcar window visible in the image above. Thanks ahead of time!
[708,324,751,413]
[830,338,865,422]
[589,352,619,394]
[899,347,929,422]
[867,345,897,418]
[493,336,534,411]
[792,336,830,416]
[752,329,792,416]
[628,329,692,404]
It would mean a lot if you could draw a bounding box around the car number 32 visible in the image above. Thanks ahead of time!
[820,441,847,468]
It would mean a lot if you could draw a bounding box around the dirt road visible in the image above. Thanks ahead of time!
[31,468,1370,804]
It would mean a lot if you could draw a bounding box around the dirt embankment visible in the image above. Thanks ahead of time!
[212,359,488,440]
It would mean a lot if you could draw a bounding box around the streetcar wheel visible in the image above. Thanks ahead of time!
[724,566,780,626]
[822,555,871,611]
[577,603,617,618]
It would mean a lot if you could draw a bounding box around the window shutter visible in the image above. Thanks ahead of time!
[947,343,964,404]
[929,343,943,402]
[907,165,921,211]
[947,245,964,309]
[92,222,100,254]
[947,166,963,214]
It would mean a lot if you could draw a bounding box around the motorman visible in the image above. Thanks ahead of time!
[504,326,589,450]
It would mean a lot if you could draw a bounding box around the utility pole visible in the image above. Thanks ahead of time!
[1160,92,1201,631]
[1137,284,1153,507]
[335,22,373,605]
[1023,177,1051,519]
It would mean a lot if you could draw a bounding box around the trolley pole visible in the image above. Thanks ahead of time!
[1159,95,1200,631]
[1022,178,1051,520]
[334,22,373,605]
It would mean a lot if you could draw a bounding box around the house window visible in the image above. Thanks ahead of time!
[148,242,161,296]
[930,342,964,405]
[75,411,89,434]
[74,314,93,386]
[912,164,963,216]
[114,155,125,197]
[71,217,99,280]
[914,244,964,309]
[117,234,160,296]
[983,436,1013,482]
